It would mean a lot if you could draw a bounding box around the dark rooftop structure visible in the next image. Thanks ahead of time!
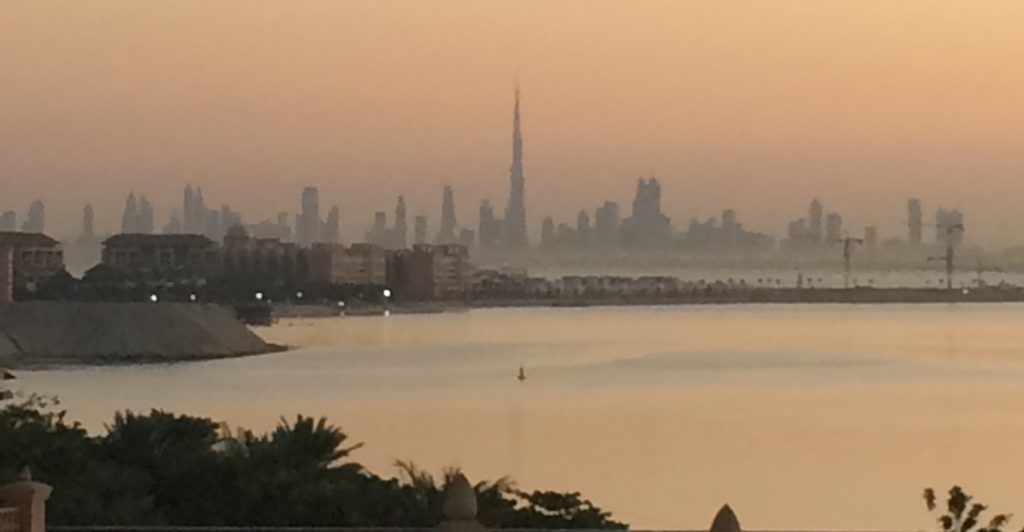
[102,233,215,247]
[0,232,60,248]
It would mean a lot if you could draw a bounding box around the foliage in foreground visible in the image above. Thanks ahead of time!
[925,486,1021,532]
[0,398,624,528]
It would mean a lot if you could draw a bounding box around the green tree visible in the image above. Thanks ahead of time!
[0,404,625,528]
[0,398,153,525]
[100,410,225,524]
[219,416,365,525]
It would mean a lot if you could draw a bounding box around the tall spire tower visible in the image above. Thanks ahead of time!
[503,85,528,247]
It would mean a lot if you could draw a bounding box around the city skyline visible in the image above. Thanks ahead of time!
[5,2,1024,246]
[0,85,988,254]
[0,179,975,257]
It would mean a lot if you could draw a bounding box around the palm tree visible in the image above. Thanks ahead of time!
[924,486,1018,532]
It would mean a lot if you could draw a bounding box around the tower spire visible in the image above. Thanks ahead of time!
[504,85,528,247]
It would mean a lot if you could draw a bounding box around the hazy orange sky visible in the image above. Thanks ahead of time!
[4,1,1024,245]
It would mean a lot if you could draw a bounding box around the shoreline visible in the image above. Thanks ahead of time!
[267,286,1024,318]
[470,286,1024,307]
[12,289,1023,369]
[6,342,289,370]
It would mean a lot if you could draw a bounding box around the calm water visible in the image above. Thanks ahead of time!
[14,305,1024,530]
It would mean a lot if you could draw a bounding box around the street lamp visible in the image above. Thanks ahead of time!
[296,290,304,300]
[255,292,264,302]
[189,293,197,302]
[149,294,159,303]
[382,288,392,299]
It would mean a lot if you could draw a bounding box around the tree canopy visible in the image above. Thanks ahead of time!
[0,399,624,529]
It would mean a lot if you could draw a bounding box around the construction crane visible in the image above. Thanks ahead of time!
[927,223,964,290]
[838,237,864,289]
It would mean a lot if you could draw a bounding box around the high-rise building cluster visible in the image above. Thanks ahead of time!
[0,201,45,234]
[3,87,980,272]
[781,197,966,258]
[366,196,408,250]
[374,88,530,253]
[175,185,244,241]
[621,178,672,248]
[120,193,155,234]
[686,208,773,251]
[784,198,845,251]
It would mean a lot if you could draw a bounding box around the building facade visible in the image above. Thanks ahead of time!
[309,243,387,285]
[222,227,308,286]
[0,232,65,293]
[0,247,12,303]
[101,234,219,279]
[389,243,472,300]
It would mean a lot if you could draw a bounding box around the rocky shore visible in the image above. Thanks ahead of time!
[0,302,280,368]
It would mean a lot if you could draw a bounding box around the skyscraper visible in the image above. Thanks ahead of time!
[277,212,292,242]
[864,226,878,252]
[22,200,45,233]
[323,206,341,244]
[809,198,823,243]
[459,228,475,249]
[121,194,139,233]
[0,212,15,232]
[478,199,501,249]
[394,196,407,249]
[540,216,555,249]
[82,204,95,239]
[194,188,207,233]
[503,87,528,247]
[297,186,321,247]
[414,215,428,245]
[139,196,155,234]
[621,178,671,247]
[594,201,621,247]
[219,205,243,237]
[437,185,457,244]
[576,210,591,248]
[164,210,183,234]
[183,185,195,233]
[908,199,922,246]
[370,211,387,246]
[935,208,964,245]
[825,212,843,243]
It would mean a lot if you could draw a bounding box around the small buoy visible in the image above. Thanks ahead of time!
[517,366,526,382]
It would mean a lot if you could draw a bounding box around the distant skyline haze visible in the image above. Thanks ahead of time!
[4,1,1024,246]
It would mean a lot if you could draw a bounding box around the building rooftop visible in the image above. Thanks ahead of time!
[0,232,60,248]
[103,234,216,247]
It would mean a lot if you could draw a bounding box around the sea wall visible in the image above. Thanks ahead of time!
[0,302,276,367]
